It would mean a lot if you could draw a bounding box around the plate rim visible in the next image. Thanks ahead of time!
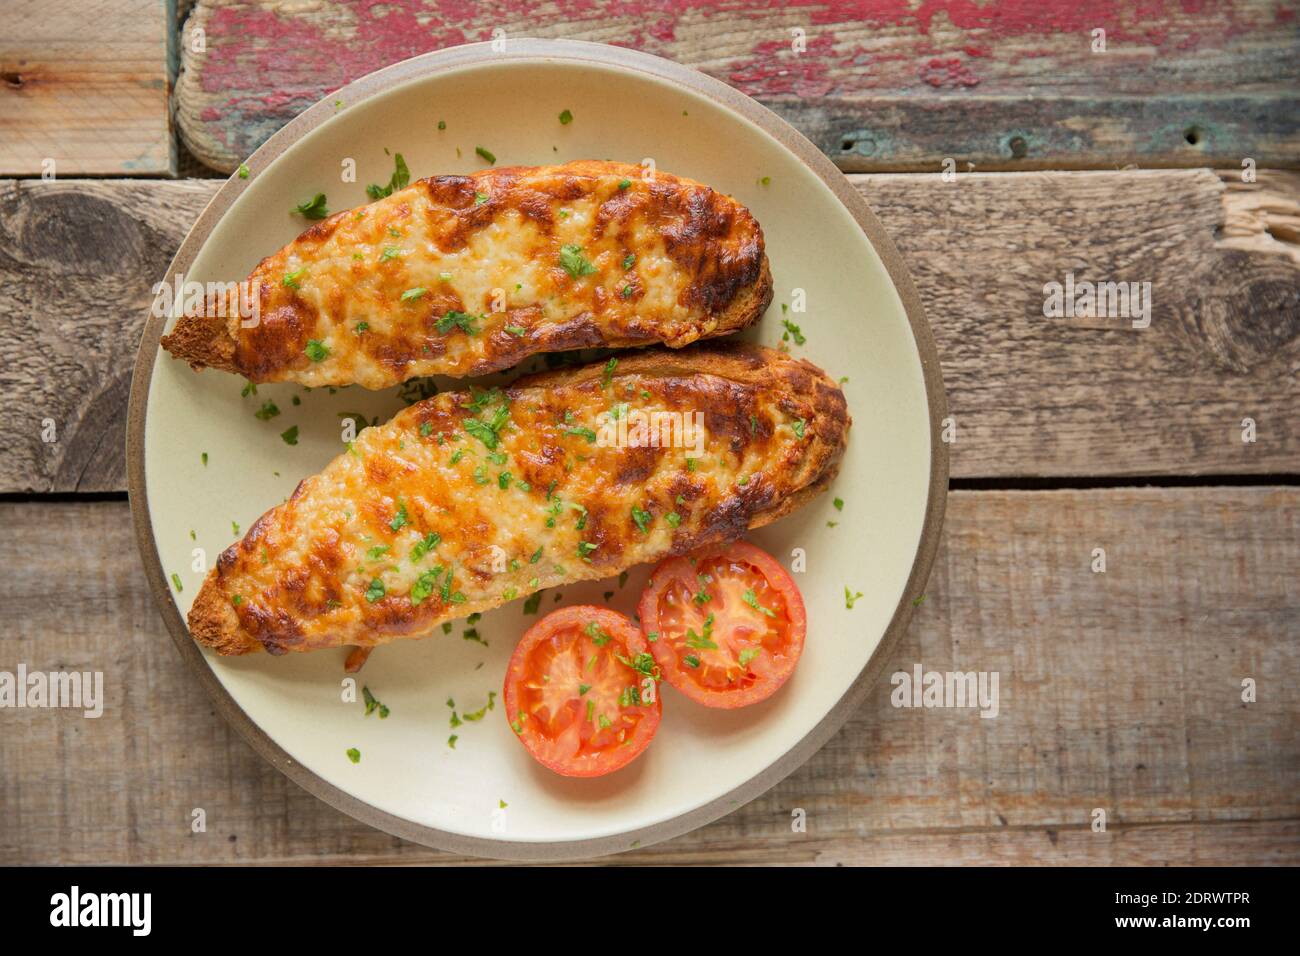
[126,37,949,861]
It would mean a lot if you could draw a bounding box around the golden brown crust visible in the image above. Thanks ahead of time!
[160,161,771,389]
[187,342,849,657]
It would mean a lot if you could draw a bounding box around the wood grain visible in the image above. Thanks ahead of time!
[2,488,1294,864]
[171,0,1300,174]
[2,168,1297,492]
[0,0,175,176]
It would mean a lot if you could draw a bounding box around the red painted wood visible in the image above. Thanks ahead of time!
[174,0,1300,171]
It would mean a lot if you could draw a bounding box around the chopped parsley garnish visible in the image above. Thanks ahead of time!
[617,652,660,681]
[577,541,598,560]
[666,512,682,528]
[436,310,480,335]
[282,267,306,289]
[473,465,489,485]
[559,244,597,279]
[365,578,386,602]
[389,500,408,531]
[437,119,446,130]
[346,748,361,763]
[685,457,697,472]
[237,163,250,179]
[498,471,512,490]
[791,418,806,438]
[601,357,618,388]
[380,246,403,261]
[845,587,864,609]
[738,647,761,667]
[463,386,503,413]
[523,591,543,615]
[505,325,526,336]
[304,339,329,361]
[684,655,701,668]
[409,567,442,605]
[362,685,390,718]
[529,546,543,564]
[461,692,496,721]
[631,505,652,534]
[400,287,426,301]
[564,426,597,443]
[366,545,390,560]
[475,145,496,164]
[617,178,631,190]
[170,573,183,593]
[440,566,466,604]
[201,452,208,466]
[743,588,777,617]
[474,191,489,205]
[410,532,441,562]
[623,253,636,269]
[782,318,806,345]
[559,109,573,125]
[280,425,299,445]
[292,193,329,219]
[685,614,717,649]
[587,621,616,650]
[833,497,844,511]
[464,402,511,450]
[365,152,410,200]
[355,321,370,334]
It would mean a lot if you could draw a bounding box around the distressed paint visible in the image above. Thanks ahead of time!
[174,0,1300,171]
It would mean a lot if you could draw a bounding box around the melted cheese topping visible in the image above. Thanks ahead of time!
[209,348,844,654]
[231,161,766,388]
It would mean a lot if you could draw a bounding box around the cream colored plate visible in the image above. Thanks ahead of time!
[128,40,947,859]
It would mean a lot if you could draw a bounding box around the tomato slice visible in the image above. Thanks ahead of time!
[503,605,662,777]
[634,540,806,709]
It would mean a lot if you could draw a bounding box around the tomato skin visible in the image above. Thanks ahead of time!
[503,605,661,778]
[634,540,806,709]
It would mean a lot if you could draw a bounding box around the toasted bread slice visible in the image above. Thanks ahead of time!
[187,343,849,656]
[161,161,772,389]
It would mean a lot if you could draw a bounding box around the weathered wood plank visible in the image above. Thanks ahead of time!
[0,0,175,176]
[1,488,1295,864]
[172,0,1300,174]
[2,169,1297,492]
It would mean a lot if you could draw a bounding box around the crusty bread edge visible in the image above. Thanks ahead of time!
[158,311,239,375]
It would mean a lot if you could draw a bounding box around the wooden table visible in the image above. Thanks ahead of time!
[1,0,1297,866]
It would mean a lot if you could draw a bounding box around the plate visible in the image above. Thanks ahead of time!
[127,39,947,859]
